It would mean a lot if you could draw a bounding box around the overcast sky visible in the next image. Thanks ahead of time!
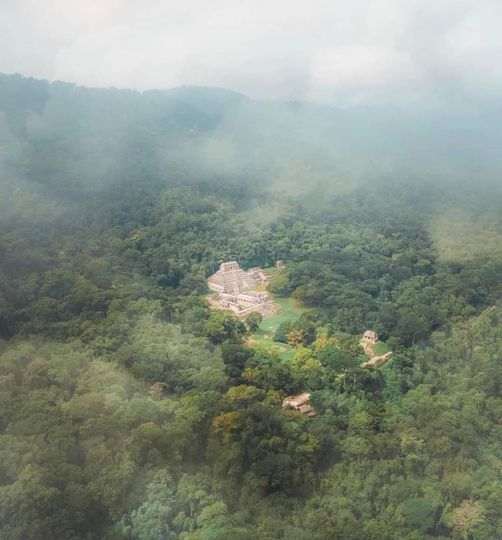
[1,0,501,105]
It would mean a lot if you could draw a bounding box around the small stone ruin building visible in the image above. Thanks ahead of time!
[360,329,393,368]
[362,330,379,343]
[282,392,317,417]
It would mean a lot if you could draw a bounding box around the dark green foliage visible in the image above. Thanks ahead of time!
[245,312,262,333]
[204,311,246,344]
[221,343,253,383]
[402,497,437,532]
[273,321,293,343]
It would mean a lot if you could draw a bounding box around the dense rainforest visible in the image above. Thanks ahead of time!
[1,73,502,539]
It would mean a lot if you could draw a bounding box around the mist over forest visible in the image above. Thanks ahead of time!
[2,73,502,202]
[1,72,502,540]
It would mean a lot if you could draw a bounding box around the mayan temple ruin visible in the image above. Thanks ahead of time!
[207,261,280,318]
[360,330,393,368]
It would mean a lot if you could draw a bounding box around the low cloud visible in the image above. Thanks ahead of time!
[1,0,502,105]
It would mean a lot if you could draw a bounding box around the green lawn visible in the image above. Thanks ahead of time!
[249,295,308,359]
[369,341,390,356]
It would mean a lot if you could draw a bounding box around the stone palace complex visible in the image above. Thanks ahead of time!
[207,261,280,318]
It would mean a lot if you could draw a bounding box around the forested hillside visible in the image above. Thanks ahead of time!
[1,74,502,539]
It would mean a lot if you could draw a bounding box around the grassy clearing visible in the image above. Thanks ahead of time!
[249,293,308,359]
[369,341,390,356]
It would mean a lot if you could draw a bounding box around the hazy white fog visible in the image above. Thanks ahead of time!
[1,0,502,105]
